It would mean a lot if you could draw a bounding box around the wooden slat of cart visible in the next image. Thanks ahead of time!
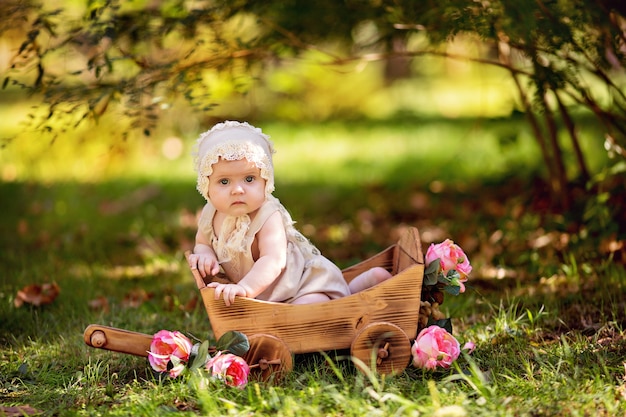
[202,263,423,354]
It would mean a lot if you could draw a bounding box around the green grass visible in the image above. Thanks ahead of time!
[1,118,625,416]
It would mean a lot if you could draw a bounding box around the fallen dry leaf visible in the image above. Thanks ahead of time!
[121,288,151,308]
[0,405,42,416]
[600,235,624,254]
[14,282,60,308]
[181,293,198,312]
[87,296,110,313]
[162,292,198,312]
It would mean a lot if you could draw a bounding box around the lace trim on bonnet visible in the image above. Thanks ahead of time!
[193,120,275,200]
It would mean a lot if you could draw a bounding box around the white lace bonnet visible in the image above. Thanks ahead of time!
[194,121,275,201]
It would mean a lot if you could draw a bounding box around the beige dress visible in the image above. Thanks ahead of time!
[197,195,351,303]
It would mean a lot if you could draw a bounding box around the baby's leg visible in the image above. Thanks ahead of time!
[291,293,332,304]
[348,267,392,294]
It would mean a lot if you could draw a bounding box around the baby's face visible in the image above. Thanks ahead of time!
[207,158,266,217]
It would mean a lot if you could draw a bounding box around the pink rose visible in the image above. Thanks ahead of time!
[426,239,472,292]
[411,325,461,370]
[205,351,250,388]
[148,330,193,377]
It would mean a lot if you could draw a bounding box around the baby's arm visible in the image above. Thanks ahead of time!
[238,211,287,296]
[188,229,221,278]
[209,211,287,305]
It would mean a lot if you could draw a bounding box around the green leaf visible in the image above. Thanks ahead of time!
[424,271,439,286]
[424,259,441,286]
[215,331,250,356]
[446,269,461,280]
[425,258,441,275]
[189,340,210,370]
[18,362,28,376]
[427,317,453,334]
[444,285,461,296]
[168,355,181,371]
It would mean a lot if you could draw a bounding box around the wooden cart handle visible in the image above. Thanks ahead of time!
[83,324,153,357]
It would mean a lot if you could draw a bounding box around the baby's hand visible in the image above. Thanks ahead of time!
[207,282,246,306]
[188,253,220,278]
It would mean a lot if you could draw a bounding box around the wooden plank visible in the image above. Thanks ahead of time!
[395,227,423,273]
[341,246,394,282]
[202,262,424,354]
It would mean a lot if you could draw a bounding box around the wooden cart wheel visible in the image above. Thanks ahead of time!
[350,322,411,376]
[243,334,293,382]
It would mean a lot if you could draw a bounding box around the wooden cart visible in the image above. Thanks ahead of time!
[84,227,424,379]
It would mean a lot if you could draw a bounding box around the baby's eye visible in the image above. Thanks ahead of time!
[245,175,255,183]
[219,179,229,185]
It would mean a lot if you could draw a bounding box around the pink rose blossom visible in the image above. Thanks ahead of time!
[205,351,250,388]
[411,325,461,370]
[148,330,193,377]
[426,239,472,292]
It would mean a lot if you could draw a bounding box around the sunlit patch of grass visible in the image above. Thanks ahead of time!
[498,333,626,415]
[268,119,545,187]
[1,113,610,190]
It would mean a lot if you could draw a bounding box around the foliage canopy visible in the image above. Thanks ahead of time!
[2,0,626,207]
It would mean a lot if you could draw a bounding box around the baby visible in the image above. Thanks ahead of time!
[187,121,391,305]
